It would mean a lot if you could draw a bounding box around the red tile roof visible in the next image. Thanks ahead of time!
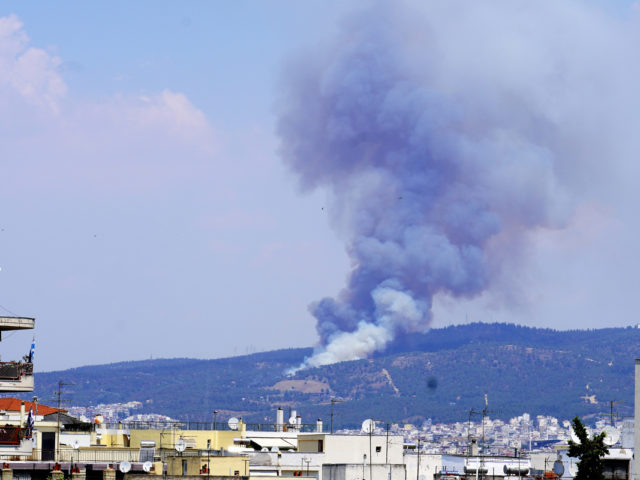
[0,398,64,415]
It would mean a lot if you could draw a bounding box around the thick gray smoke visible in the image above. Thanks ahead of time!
[277,1,638,373]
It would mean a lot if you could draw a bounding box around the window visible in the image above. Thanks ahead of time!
[318,440,324,452]
[376,446,382,453]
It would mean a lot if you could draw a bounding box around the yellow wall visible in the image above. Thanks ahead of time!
[129,429,238,450]
[166,455,249,476]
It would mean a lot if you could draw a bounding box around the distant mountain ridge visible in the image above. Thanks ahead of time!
[28,323,640,427]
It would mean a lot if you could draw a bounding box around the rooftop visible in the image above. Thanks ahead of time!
[0,317,35,332]
[0,398,63,416]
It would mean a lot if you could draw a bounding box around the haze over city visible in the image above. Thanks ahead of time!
[1,0,640,371]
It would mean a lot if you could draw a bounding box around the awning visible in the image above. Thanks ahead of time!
[248,437,297,450]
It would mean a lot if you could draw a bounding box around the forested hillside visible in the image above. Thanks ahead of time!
[28,323,639,427]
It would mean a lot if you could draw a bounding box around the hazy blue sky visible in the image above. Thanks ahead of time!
[1,1,639,371]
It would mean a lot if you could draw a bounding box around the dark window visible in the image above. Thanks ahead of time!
[376,446,382,453]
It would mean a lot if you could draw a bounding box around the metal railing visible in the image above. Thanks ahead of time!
[24,448,141,463]
[0,426,28,445]
[102,422,323,432]
[0,362,33,380]
[18,448,247,463]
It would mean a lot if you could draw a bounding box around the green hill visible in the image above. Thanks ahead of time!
[28,323,640,428]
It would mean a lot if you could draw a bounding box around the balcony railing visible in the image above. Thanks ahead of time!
[0,362,33,380]
[0,426,29,445]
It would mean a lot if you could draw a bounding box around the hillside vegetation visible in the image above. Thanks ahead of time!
[29,323,639,427]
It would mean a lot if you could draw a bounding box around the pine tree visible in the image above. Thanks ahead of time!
[567,416,609,480]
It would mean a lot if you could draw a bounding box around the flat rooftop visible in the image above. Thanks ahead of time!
[0,317,35,332]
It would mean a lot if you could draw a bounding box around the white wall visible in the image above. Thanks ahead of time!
[323,463,405,480]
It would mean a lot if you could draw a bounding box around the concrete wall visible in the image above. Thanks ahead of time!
[129,429,238,451]
[322,463,405,480]
[166,455,249,476]
[403,453,441,480]
[298,435,403,465]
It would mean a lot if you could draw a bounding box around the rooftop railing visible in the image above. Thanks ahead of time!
[101,422,323,433]
[0,362,33,380]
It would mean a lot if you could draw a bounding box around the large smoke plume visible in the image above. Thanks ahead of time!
[277,1,638,372]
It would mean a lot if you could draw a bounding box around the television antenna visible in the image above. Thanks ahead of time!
[609,400,624,426]
[54,380,74,461]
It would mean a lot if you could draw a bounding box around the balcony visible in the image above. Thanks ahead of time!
[0,316,35,393]
[0,317,35,332]
[0,362,33,392]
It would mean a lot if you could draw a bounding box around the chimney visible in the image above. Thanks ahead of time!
[20,401,25,427]
[316,419,323,433]
[634,359,640,480]
[277,408,284,432]
[296,414,302,428]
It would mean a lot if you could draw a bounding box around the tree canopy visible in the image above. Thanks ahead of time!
[567,416,609,480]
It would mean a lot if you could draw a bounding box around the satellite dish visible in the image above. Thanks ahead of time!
[569,462,579,477]
[228,417,239,430]
[72,439,80,450]
[289,416,297,425]
[553,460,565,477]
[271,446,279,452]
[143,462,153,473]
[602,426,620,446]
[175,439,186,452]
[361,419,375,434]
[119,461,131,473]
[261,447,269,452]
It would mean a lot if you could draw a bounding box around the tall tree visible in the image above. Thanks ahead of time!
[567,416,609,480]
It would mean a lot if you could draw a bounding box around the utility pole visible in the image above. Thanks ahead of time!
[385,423,390,464]
[369,426,373,480]
[480,406,499,480]
[54,380,73,461]
[610,400,623,426]
[468,409,481,456]
[330,398,343,434]
[416,438,421,480]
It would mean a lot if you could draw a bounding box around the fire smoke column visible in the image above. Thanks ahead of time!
[277,2,621,372]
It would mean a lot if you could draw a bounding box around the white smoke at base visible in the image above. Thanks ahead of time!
[288,285,426,374]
